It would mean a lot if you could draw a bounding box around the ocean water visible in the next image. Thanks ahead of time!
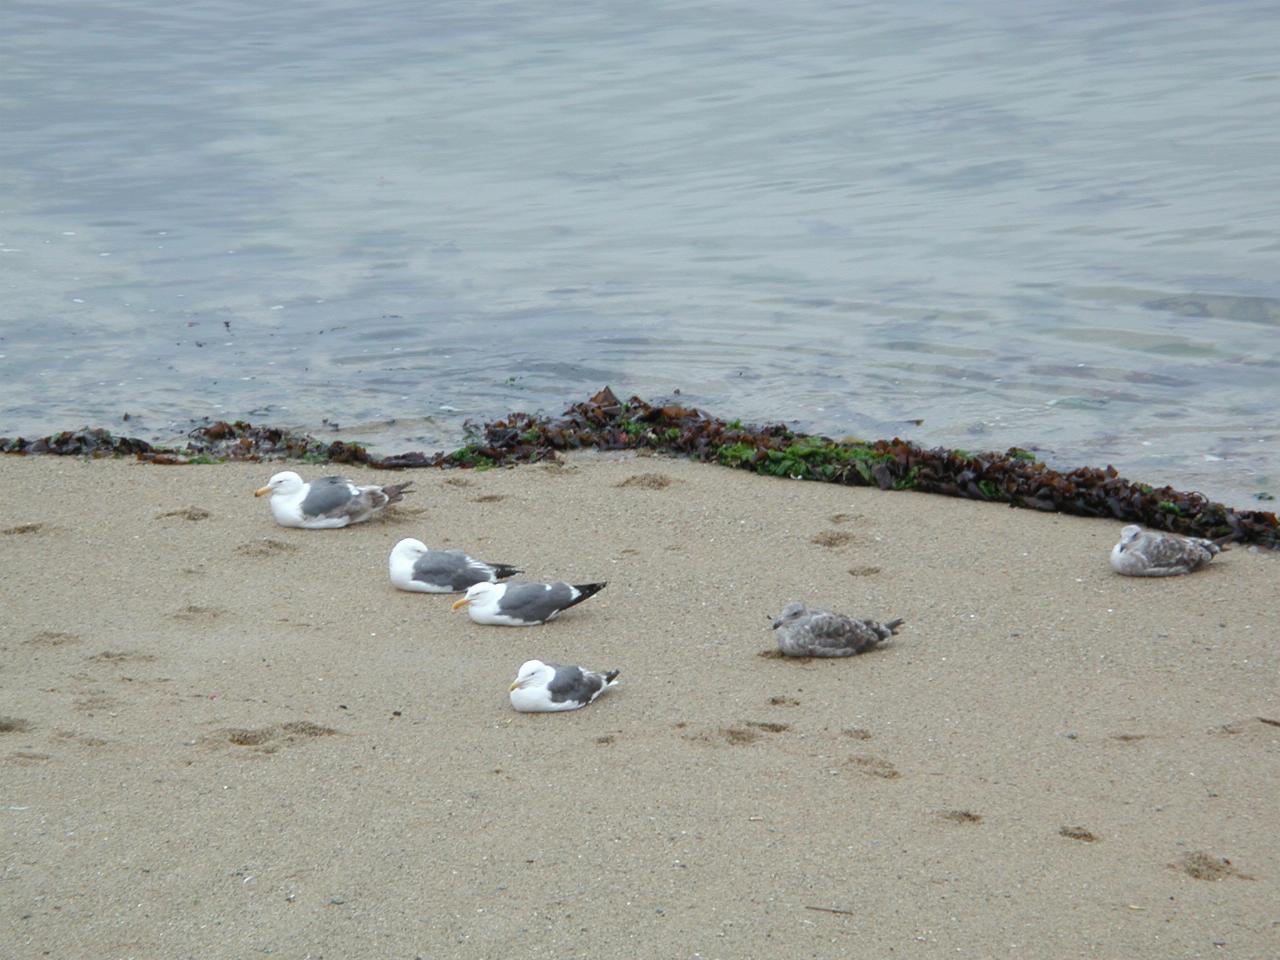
[3,0,1278,506]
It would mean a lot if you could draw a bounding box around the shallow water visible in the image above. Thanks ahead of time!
[3,0,1278,505]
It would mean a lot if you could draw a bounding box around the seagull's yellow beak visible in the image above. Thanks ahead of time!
[509,679,523,692]
[451,597,471,611]
[254,485,272,497]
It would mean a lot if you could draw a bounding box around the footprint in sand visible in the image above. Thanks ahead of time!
[387,506,429,521]
[471,494,506,503]
[769,696,800,707]
[744,721,790,733]
[1059,825,1099,842]
[828,512,864,525]
[3,522,46,536]
[714,726,762,746]
[1214,716,1280,743]
[810,530,856,548]
[88,650,157,664]
[847,565,881,577]
[616,473,673,490]
[210,721,342,755]
[53,730,109,748]
[0,717,35,734]
[235,539,299,558]
[155,507,212,521]
[173,605,223,622]
[847,753,901,779]
[677,721,790,746]
[1175,851,1253,881]
[938,810,983,824]
[73,692,120,714]
[26,631,82,647]
[5,751,52,765]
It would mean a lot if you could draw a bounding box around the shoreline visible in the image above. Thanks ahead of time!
[3,452,1277,957]
[3,388,1277,547]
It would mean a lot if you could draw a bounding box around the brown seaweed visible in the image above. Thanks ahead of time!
[3,386,1276,547]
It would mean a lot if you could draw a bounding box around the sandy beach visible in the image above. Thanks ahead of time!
[2,452,1276,959]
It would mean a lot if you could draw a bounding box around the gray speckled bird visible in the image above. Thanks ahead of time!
[1109,524,1224,577]
[771,602,904,657]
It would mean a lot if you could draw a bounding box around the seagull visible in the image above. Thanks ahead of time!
[254,471,412,529]
[451,580,607,626]
[388,538,521,593]
[1110,524,1225,577]
[509,659,620,712]
[771,602,903,657]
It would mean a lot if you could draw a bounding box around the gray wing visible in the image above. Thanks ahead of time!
[413,549,496,591]
[298,476,364,519]
[801,610,892,656]
[497,581,578,623]
[544,663,605,705]
[1135,532,1216,574]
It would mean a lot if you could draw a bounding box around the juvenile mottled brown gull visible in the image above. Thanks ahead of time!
[388,538,521,593]
[1109,524,1224,577]
[451,580,607,626]
[254,471,412,529]
[509,659,620,712]
[771,602,903,657]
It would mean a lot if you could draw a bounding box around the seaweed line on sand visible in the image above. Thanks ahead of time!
[2,386,1275,547]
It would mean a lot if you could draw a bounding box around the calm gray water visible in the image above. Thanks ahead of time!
[3,0,1278,506]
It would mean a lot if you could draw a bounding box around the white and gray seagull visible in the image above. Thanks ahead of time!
[451,580,607,626]
[255,470,412,529]
[388,537,521,593]
[771,602,904,657]
[1109,524,1225,577]
[509,659,620,712]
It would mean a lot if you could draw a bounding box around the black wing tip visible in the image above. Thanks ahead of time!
[492,565,522,580]
[604,669,621,684]
[557,581,607,611]
[884,618,905,635]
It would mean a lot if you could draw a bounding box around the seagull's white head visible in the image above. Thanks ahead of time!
[510,659,551,692]
[1117,525,1143,550]
[452,580,499,611]
[391,538,429,561]
[255,471,304,498]
[772,602,809,630]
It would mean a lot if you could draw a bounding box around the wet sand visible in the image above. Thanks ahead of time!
[2,453,1277,958]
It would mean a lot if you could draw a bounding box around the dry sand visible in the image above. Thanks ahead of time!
[2,453,1277,959]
